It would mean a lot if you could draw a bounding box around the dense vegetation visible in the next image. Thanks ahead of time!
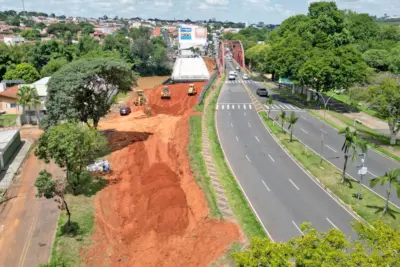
[222,26,270,50]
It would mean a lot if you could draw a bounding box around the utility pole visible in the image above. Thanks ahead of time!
[21,0,26,18]
[357,153,368,203]
[310,89,334,164]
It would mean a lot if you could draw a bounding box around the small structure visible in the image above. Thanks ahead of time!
[0,130,22,170]
[3,36,25,46]
[87,160,111,173]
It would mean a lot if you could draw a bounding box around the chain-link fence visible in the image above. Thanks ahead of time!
[198,71,218,105]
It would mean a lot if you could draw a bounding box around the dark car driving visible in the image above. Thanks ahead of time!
[120,106,132,116]
[256,88,269,97]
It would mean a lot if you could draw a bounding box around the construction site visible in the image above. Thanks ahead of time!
[83,57,240,266]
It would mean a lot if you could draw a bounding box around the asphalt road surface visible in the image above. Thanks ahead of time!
[235,61,400,209]
[216,62,358,242]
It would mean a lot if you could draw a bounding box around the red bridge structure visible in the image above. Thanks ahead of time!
[216,40,246,74]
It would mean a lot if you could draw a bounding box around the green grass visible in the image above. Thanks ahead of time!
[309,110,400,163]
[209,242,243,267]
[194,78,218,112]
[0,114,18,127]
[188,115,221,218]
[329,93,379,118]
[205,74,266,238]
[49,194,95,266]
[260,112,400,229]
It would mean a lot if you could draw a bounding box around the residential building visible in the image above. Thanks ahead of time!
[0,84,21,115]
[151,27,161,38]
[131,21,142,28]
[3,36,25,46]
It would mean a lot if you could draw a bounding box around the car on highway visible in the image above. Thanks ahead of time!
[256,88,269,97]
[236,66,240,71]
[228,74,236,80]
[233,71,238,76]
[243,74,249,80]
[120,106,132,116]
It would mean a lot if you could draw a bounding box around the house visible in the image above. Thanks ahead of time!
[151,27,161,38]
[3,36,25,46]
[19,77,50,124]
[0,84,21,115]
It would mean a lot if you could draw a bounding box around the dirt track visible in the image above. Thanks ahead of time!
[85,81,240,266]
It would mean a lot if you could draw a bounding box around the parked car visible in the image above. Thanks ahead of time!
[228,74,236,80]
[243,74,249,80]
[256,88,269,97]
[120,106,132,116]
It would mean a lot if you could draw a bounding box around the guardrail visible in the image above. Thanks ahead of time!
[198,70,218,105]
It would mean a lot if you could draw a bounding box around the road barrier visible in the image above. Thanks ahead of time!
[198,70,218,105]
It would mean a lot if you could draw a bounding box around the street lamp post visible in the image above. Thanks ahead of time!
[310,89,334,164]
[357,153,368,203]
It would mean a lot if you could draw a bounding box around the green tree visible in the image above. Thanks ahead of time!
[365,78,400,145]
[20,29,41,41]
[363,49,390,71]
[40,57,68,77]
[35,170,72,226]
[35,122,108,195]
[44,58,137,128]
[17,85,41,124]
[370,168,400,214]
[3,63,40,84]
[266,98,274,119]
[338,127,359,184]
[287,111,298,142]
[277,110,286,129]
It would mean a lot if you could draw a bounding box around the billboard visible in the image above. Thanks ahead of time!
[180,27,192,40]
[195,27,207,39]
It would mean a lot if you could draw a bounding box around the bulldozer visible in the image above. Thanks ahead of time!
[188,84,197,96]
[161,86,171,99]
[133,89,146,106]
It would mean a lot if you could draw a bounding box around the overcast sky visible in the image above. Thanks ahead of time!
[1,0,399,24]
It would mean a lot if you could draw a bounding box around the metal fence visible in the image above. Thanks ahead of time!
[198,70,219,105]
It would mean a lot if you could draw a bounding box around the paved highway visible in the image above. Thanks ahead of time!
[234,61,400,208]
[216,62,357,241]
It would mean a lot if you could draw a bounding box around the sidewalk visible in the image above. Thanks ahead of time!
[0,149,63,267]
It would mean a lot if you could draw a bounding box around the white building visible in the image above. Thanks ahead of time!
[3,36,25,46]
[22,77,50,121]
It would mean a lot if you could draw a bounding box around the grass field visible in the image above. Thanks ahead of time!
[188,115,221,218]
[205,75,266,239]
[330,93,379,118]
[260,112,400,229]
[0,114,18,127]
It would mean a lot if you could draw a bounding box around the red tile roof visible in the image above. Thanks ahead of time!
[151,27,161,37]
[0,85,19,100]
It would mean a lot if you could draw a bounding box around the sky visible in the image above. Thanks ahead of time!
[1,0,400,24]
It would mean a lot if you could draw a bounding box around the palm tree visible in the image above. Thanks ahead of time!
[266,98,274,119]
[17,86,41,125]
[278,110,286,129]
[370,168,400,214]
[287,111,298,142]
[338,127,358,184]
[356,140,368,202]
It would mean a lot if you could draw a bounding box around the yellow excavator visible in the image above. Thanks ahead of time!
[133,89,146,106]
[188,84,197,96]
[161,86,171,99]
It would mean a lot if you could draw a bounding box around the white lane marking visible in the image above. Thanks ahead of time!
[268,154,275,162]
[230,122,233,127]
[246,154,251,163]
[216,105,219,110]
[244,104,247,110]
[255,136,260,143]
[287,105,295,109]
[222,105,225,110]
[301,128,308,134]
[232,105,235,110]
[264,104,269,110]
[248,122,251,128]
[284,104,291,109]
[325,145,337,153]
[244,112,247,116]
[301,116,307,120]
[320,129,327,134]
[238,105,240,109]
[262,180,271,192]
[368,171,377,177]
[227,104,230,110]
[289,179,300,190]
[292,221,304,235]
[249,105,252,110]
[273,105,279,109]
[326,217,339,230]
[236,136,239,142]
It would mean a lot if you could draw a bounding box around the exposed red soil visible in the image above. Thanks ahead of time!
[203,57,216,74]
[84,82,240,266]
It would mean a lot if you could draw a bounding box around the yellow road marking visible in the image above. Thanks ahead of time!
[18,213,39,267]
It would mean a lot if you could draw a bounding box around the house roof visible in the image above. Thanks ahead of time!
[151,27,161,37]
[33,77,50,85]
[0,85,18,100]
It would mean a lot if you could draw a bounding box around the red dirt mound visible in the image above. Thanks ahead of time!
[203,57,215,74]
[85,81,240,266]
[146,82,205,116]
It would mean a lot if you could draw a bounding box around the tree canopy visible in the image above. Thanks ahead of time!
[43,58,138,128]
[3,62,40,83]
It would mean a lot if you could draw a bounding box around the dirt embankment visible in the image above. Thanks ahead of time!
[203,57,216,75]
[85,82,240,266]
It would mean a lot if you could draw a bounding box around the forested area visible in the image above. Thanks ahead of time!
[0,25,170,81]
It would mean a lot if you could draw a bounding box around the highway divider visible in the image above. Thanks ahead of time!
[198,70,218,105]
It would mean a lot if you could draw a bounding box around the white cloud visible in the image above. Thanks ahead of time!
[205,0,229,5]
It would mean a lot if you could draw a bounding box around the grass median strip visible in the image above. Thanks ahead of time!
[205,78,266,239]
[188,115,221,219]
[259,111,400,229]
